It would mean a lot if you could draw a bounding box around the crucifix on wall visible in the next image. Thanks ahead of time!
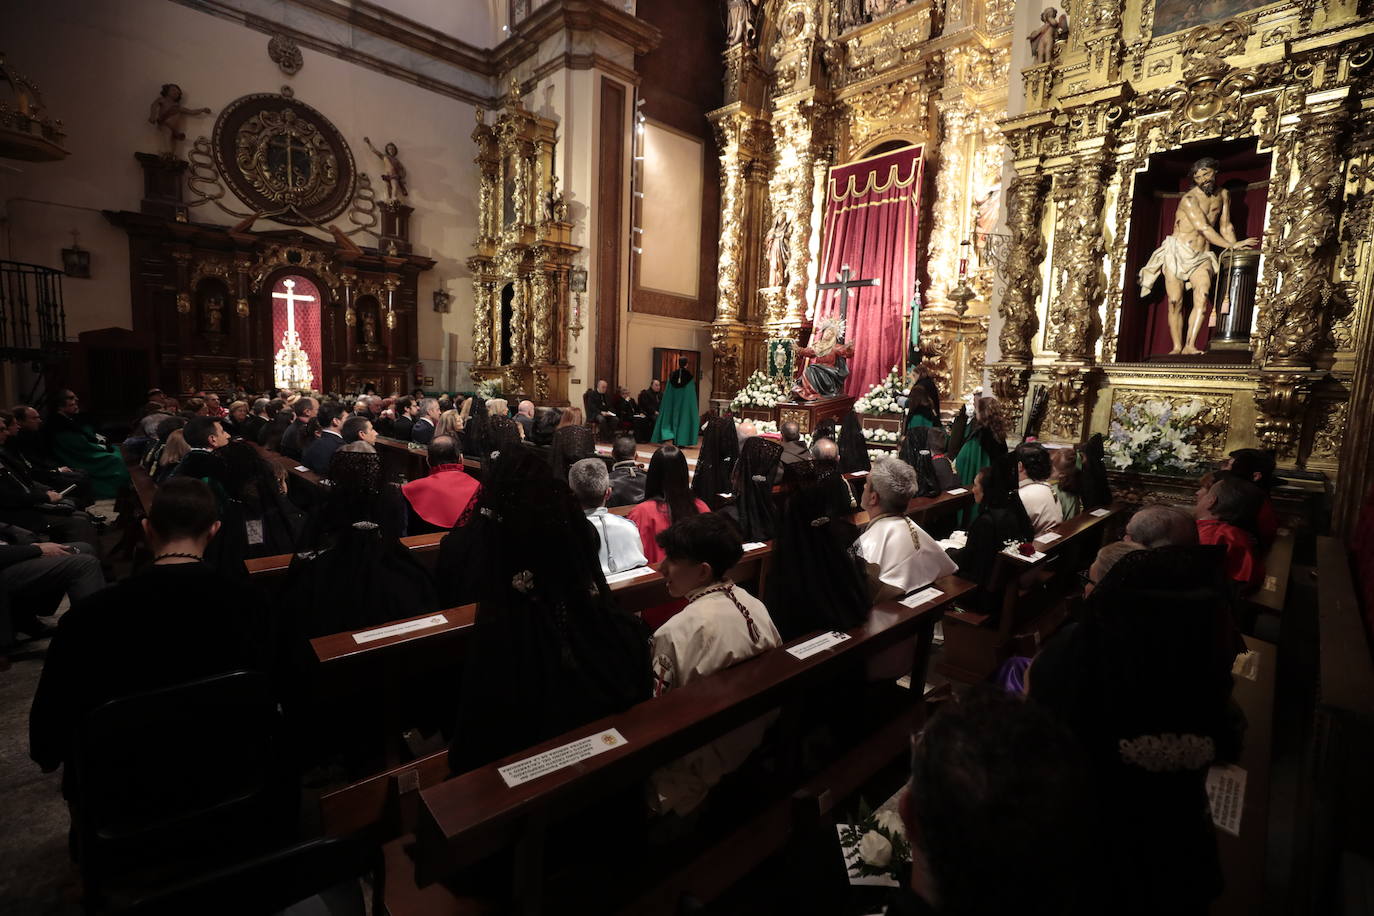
[273,277,316,389]
[816,264,881,319]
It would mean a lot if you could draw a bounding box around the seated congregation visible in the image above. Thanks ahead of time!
[9,384,1287,915]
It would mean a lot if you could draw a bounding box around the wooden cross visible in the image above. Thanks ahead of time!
[817,264,880,318]
[272,278,314,340]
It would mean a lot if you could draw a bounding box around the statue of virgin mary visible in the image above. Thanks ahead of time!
[794,317,854,401]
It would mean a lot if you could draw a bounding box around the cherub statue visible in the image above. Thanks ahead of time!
[364,136,409,201]
[148,83,211,158]
[1027,8,1069,65]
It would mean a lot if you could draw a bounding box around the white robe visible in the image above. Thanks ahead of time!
[584,506,647,575]
[854,514,958,596]
[649,580,782,817]
[1018,478,1064,536]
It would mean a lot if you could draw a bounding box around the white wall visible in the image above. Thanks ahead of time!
[0,0,480,386]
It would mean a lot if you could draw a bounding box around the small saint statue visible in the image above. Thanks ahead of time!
[148,83,211,158]
[1027,8,1069,65]
[1138,157,1259,355]
[794,317,854,401]
[763,210,791,289]
[544,175,567,223]
[724,0,758,47]
[362,311,379,348]
[204,294,224,334]
[364,136,409,201]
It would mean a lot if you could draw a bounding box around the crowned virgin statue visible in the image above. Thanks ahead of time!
[793,317,853,401]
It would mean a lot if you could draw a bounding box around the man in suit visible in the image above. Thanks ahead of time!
[279,397,317,460]
[410,397,440,445]
[171,416,231,488]
[0,410,101,549]
[584,380,616,442]
[606,435,646,508]
[514,400,536,440]
[303,402,348,475]
[391,396,418,442]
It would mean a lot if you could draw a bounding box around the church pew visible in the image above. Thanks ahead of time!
[1292,536,1374,914]
[373,435,431,483]
[1213,633,1275,916]
[247,441,329,511]
[937,503,1126,683]
[127,461,158,520]
[404,578,973,914]
[1248,525,1295,616]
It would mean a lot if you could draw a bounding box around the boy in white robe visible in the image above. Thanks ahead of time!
[649,513,782,817]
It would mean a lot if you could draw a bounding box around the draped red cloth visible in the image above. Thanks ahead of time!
[813,146,924,398]
[271,274,323,389]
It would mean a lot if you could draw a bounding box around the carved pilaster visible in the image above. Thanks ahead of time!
[530,269,553,365]
[710,321,746,400]
[989,363,1031,430]
[1257,105,1349,370]
[1253,372,1315,461]
[469,271,493,368]
[1045,364,1098,442]
[1050,155,1109,362]
[928,99,973,307]
[997,172,1049,362]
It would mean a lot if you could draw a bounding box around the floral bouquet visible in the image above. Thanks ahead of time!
[474,377,503,401]
[1106,398,1205,474]
[854,366,907,416]
[864,426,900,445]
[731,370,786,410]
[836,798,912,887]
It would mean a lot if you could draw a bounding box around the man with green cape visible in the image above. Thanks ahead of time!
[46,391,129,500]
[651,358,699,447]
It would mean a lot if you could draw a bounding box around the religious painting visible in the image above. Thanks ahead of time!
[652,348,700,387]
[1150,0,1276,37]
[1116,138,1271,362]
[814,144,924,397]
[271,274,323,390]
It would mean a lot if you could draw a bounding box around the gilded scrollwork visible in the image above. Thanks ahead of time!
[1309,398,1348,464]
[1050,157,1108,361]
[1253,372,1313,459]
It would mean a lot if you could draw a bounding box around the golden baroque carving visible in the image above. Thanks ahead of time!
[1049,157,1108,360]
[1179,19,1253,63]
[470,276,492,366]
[1257,108,1348,368]
[989,364,1031,430]
[250,244,341,295]
[711,323,744,399]
[997,173,1049,361]
[1045,364,1093,441]
[530,270,553,364]
[845,83,929,155]
[1112,389,1234,460]
[1253,372,1313,459]
[1309,398,1348,464]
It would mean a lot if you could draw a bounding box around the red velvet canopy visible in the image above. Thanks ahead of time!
[813,145,924,397]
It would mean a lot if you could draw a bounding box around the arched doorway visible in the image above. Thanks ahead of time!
[271,274,323,390]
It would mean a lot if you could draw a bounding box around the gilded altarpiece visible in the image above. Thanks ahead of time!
[467,89,581,405]
[707,0,1012,403]
[990,0,1374,518]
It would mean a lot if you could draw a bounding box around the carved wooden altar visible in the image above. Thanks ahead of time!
[101,87,435,397]
[466,87,580,405]
[989,0,1374,511]
[707,0,1012,406]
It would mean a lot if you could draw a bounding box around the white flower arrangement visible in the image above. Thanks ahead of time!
[867,448,888,465]
[1106,398,1205,474]
[854,365,907,416]
[735,417,779,436]
[730,370,786,410]
[474,377,502,401]
[837,798,912,887]
[864,426,900,444]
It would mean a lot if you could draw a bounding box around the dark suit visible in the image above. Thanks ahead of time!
[410,417,436,446]
[584,390,615,442]
[607,461,647,508]
[0,451,98,547]
[279,420,310,460]
[514,414,535,440]
[393,414,415,442]
[302,430,345,476]
[260,412,293,450]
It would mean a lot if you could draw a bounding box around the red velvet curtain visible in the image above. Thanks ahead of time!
[271,274,323,390]
[813,145,924,397]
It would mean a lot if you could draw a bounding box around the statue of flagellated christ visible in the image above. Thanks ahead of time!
[1138,157,1259,355]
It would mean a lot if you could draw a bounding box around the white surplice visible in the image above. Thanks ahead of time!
[649,579,782,817]
[854,514,958,596]
[1018,478,1064,535]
